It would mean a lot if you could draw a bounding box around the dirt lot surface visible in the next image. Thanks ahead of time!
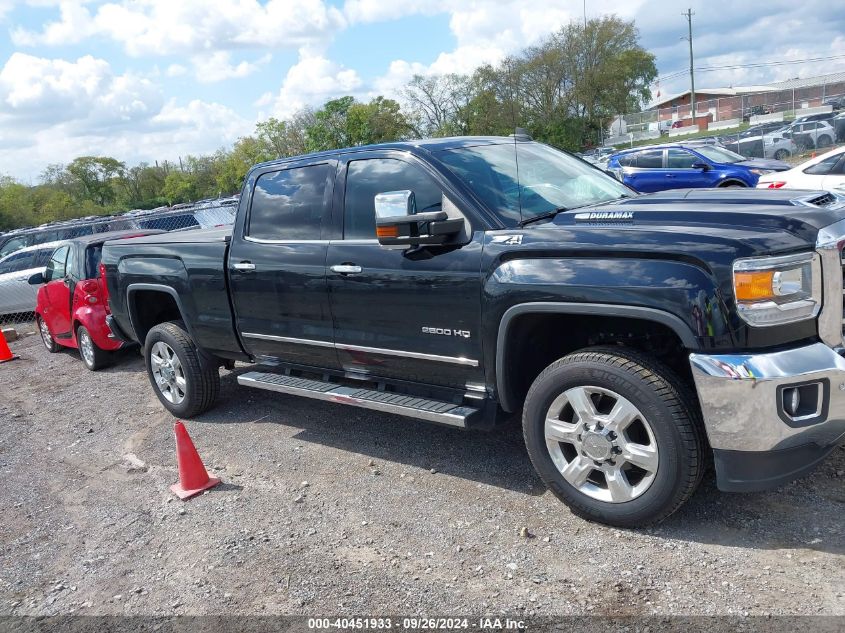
[1,332,843,619]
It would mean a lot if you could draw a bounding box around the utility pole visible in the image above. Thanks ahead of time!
[682,9,696,122]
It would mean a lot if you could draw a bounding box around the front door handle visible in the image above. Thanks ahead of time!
[233,262,256,272]
[330,264,362,275]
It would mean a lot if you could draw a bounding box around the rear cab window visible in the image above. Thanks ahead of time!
[247,163,333,241]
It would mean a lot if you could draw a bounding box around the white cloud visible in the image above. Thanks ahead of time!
[0,53,251,179]
[0,53,160,129]
[13,0,347,56]
[191,51,271,83]
[165,64,187,78]
[266,50,362,119]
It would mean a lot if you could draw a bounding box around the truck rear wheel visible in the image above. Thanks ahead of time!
[522,346,705,527]
[144,320,219,418]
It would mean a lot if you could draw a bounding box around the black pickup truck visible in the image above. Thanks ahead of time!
[102,136,845,526]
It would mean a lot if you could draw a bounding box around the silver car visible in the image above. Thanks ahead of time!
[0,241,66,316]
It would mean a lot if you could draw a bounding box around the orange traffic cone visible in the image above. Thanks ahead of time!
[170,420,220,500]
[0,330,17,363]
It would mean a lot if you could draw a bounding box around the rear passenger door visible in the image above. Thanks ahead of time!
[621,149,666,192]
[228,160,341,369]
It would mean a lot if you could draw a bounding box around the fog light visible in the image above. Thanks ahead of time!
[783,387,801,416]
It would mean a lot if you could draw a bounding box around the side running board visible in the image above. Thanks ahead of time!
[237,371,478,428]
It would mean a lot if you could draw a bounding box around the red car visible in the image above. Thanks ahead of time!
[29,230,162,370]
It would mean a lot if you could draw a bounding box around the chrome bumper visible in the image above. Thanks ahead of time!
[690,342,845,453]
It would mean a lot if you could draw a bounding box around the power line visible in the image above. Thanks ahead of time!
[656,52,845,83]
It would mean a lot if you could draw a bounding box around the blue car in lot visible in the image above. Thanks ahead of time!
[606,143,790,193]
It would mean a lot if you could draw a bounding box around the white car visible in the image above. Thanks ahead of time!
[756,146,845,191]
[0,241,66,316]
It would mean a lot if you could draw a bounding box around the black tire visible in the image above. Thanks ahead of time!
[774,149,789,160]
[144,320,219,418]
[522,346,706,527]
[37,315,59,353]
[817,135,832,148]
[719,180,746,188]
[76,325,110,371]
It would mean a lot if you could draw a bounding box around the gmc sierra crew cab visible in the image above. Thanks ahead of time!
[101,136,845,527]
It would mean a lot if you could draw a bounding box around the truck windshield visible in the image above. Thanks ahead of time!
[437,141,631,226]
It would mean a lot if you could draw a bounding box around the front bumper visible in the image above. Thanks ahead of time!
[690,342,845,492]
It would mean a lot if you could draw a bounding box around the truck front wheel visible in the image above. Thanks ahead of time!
[144,320,220,418]
[522,346,705,527]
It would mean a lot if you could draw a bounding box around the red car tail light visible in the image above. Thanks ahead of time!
[767,181,786,189]
[81,279,100,305]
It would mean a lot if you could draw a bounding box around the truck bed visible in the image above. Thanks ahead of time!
[101,227,246,360]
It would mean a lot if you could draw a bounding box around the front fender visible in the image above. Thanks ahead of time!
[483,256,727,412]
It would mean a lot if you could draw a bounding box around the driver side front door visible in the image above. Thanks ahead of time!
[42,245,73,340]
[326,154,485,390]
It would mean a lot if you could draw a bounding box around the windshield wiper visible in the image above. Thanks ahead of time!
[518,194,634,227]
[518,206,567,227]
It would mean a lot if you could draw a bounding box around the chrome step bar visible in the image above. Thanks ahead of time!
[237,371,478,428]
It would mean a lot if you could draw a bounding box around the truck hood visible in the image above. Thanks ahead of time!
[549,188,844,249]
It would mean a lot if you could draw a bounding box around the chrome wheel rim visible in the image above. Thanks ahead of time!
[39,318,53,349]
[150,342,186,404]
[78,329,95,366]
[545,386,659,503]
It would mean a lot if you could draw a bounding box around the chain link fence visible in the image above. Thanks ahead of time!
[0,197,239,337]
[607,75,845,156]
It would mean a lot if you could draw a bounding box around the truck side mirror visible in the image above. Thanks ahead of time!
[374,190,464,250]
[28,270,45,285]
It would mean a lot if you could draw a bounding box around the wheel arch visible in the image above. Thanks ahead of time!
[495,302,698,412]
[126,283,195,345]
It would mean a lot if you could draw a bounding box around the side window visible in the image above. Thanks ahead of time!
[343,158,443,240]
[46,246,69,281]
[248,164,331,241]
[0,236,30,259]
[667,149,698,168]
[33,249,53,268]
[804,154,841,175]
[5,251,36,273]
[636,150,664,169]
[617,154,635,167]
[65,245,77,278]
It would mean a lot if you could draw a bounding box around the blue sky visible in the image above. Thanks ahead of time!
[0,0,844,181]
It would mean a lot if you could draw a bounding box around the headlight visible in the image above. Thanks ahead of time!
[733,252,821,326]
[750,168,774,175]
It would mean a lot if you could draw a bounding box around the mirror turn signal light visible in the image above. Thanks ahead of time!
[376,225,399,238]
[734,270,775,301]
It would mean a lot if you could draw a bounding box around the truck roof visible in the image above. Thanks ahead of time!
[251,136,524,171]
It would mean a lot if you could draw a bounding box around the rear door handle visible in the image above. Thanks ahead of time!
[330,264,362,275]
[233,262,256,272]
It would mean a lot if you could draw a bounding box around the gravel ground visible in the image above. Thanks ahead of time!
[0,331,843,620]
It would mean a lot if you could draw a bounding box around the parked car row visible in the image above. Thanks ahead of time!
[0,196,238,260]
